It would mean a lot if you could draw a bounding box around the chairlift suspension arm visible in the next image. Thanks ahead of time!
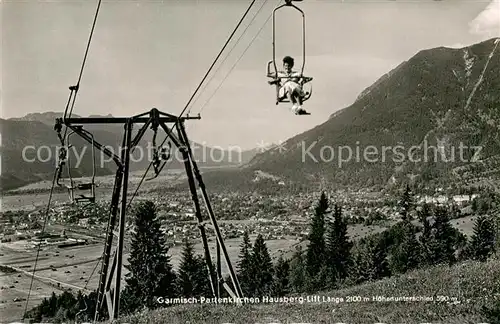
[151,144,172,177]
[268,0,313,106]
[149,118,183,177]
[149,129,165,179]
[82,128,96,197]
[63,0,103,124]
[136,110,172,182]
[147,143,172,179]
[63,85,79,123]
[152,128,160,173]
[54,121,67,186]
[130,118,152,150]
[145,119,179,181]
[62,122,122,165]
[272,0,306,76]
[66,131,76,193]
[160,143,172,160]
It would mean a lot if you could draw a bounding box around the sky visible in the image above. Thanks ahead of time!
[2,0,500,149]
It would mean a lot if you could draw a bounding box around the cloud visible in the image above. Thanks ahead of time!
[469,0,500,38]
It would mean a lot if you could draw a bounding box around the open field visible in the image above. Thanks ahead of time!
[112,258,500,323]
[276,215,481,262]
[450,214,481,235]
[1,191,76,211]
[8,170,186,192]
[4,165,237,197]
[276,223,389,261]
[0,242,103,322]
[0,268,62,320]
[0,170,485,322]
[1,169,187,212]
[0,234,300,322]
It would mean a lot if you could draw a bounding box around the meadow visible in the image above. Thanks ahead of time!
[0,172,485,322]
[111,258,500,324]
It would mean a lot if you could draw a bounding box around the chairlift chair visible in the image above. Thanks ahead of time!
[57,126,97,204]
[266,0,313,105]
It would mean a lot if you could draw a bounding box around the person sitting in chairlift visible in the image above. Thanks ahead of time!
[268,56,309,115]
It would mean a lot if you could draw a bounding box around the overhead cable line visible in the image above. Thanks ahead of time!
[188,0,271,115]
[25,0,103,319]
[198,0,282,114]
[177,0,258,119]
[63,0,103,136]
[126,0,259,207]
[23,170,60,318]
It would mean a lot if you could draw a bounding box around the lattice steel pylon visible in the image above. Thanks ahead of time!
[54,108,243,322]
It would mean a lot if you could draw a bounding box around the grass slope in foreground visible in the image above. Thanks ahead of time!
[111,258,500,323]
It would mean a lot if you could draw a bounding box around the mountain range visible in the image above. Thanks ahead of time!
[1,112,258,191]
[199,37,500,193]
[3,37,500,193]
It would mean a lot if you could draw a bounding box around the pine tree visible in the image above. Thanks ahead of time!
[379,220,409,259]
[352,235,390,283]
[251,234,274,296]
[24,292,59,322]
[418,203,432,235]
[389,220,421,274]
[237,231,254,296]
[271,256,290,296]
[289,246,306,292]
[121,201,176,314]
[418,203,433,264]
[496,211,500,259]
[53,307,68,323]
[84,291,103,321]
[177,238,196,296]
[399,184,413,221]
[306,192,328,277]
[325,204,352,285]
[367,235,391,280]
[312,264,331,292]
[176,238,212,297]
[349,243,367,284]
[73,291,92,322]
[193,255,213,296]
[466,215,496,261]
[426,206,457,266]
[472,198,478,213]
[57,291,76,319]
[49,292,58,316]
